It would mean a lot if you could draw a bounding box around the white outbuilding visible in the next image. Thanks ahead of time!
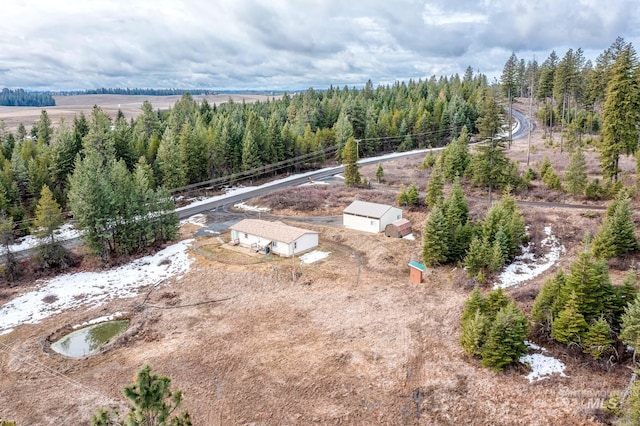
[229,219,319,257]
[343,200,403,233]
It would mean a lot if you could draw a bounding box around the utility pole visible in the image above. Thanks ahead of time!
[527,55,535,166]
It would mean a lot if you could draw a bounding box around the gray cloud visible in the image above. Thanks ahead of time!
[1,0,640,90]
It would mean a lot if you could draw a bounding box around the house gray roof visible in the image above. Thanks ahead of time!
[343,200,397,219]
[230,219,318,244]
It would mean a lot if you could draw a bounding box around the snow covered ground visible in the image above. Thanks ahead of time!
[0,239,195,335]
[299,250,331,264]
[0,223,83,255]
[233,202,271,212]
[520,341,568,382]
[180,213,208,228]
[494,226,565,289]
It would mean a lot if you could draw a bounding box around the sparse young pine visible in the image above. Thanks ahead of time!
[461,286,487,323]
[562,247,614,323]
[375,162,384,183]
[551,292,589,346]
[593,194,640,258]
[485,288,510,319]
[421,150,438,169]
[582,317,614,360]
[33,185,67,268]
[445,176,469,227]
[92,364,192,426]
[421,205,450,267]
[0,213,17,282]
[542,167,562,191]
[620,294,640,355]
[531,271,567,333]
[480,303,528,371]
[615,269,639,318]
[624,381,640,425]
[488,238,506,272]
[342,137,361,186]
[425,166,444,208]
[397,184,408,206]
[33,185,63,244]
[540,156,552,179]
[565,147,588,196]
[406,182,420,206]
[460,309,488,357]
[441,126,470,182]
[464,236,489,279]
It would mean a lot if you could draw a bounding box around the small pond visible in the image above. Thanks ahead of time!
[50,320,130,358]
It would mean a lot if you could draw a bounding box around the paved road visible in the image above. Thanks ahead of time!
[176,115,531,220]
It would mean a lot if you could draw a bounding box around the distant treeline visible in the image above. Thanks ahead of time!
[56,88,218,96]
[0,88,55,107]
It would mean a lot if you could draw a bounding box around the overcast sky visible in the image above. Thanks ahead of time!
[2,0,640,91]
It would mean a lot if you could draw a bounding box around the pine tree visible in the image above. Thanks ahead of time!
[425,166,444,208]
[33,185,63,245]
[441,126,471,181]
[0,213,17,282]
[480,303,528,371]
[33,185,66,268]
[551,292,589,346]
[620,294,640,357]
[422,205,450,266]
[444,177,469,226]
[406,182,419,206]
[582,317,614,360]
[444,177,471,261]
[539,156,552,179]
[342,137,361,186]
[485,288,510,319]
[156,128,187,189]
[396,184,408,206]
[593,194,640,258]
[461,286,487,322]
[531,271,567,333]
[464,236,489,279]
[460,309,488,357]
[599,45,640,181]
[565,146,588,196]
[91,364,192,426]
[375,162,384,183]
[563,248,614,323]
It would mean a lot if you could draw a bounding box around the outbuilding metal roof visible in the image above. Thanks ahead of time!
[343,200,396,219]
[230,219,318,244]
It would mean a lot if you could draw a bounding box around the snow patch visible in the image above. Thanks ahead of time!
[180,213,208,228]
[494,226,565,289]
[299,250,331,264]
[0,239,194,334]
[520,341,567,382]
[0,223,82,255]
[403,233,416,240]
[233,202,271,212]
[72,312,126,329]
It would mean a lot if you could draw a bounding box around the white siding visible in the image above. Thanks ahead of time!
[292,233,319,255]
[231,229,318,257]
[343,213,381,233]
[379,207,402,231]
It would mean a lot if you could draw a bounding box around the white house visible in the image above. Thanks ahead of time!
[229,219,319,257]
[343,200,403,233]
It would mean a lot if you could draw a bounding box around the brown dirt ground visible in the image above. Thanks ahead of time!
[0,93,277,132]
[0,105,637,425]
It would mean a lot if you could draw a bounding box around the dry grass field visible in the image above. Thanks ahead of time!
[1,101,639,424]
[0,93,276,132]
